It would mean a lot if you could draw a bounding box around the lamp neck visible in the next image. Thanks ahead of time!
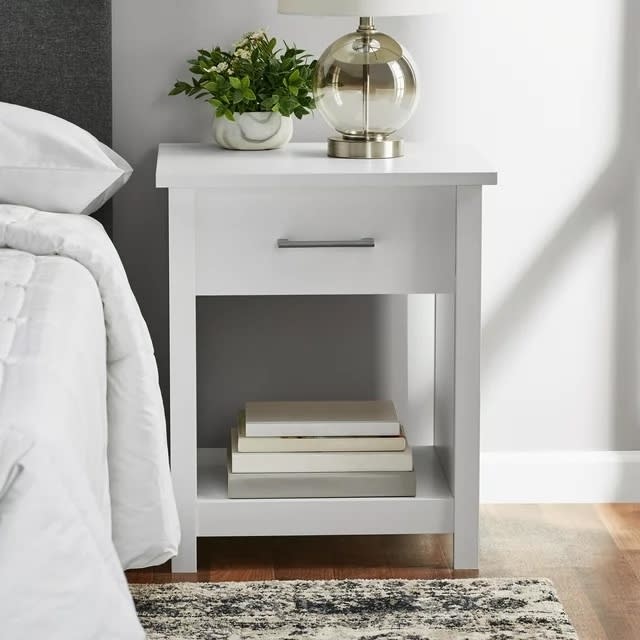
[358,16,376,32]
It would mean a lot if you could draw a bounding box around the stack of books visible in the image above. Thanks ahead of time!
[227,400,415,499]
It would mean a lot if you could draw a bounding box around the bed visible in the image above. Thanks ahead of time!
[0,208,180,639]
[0,3,179,639]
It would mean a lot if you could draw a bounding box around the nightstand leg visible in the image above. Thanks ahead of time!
[168,190,198,573]
[434,186,482,571]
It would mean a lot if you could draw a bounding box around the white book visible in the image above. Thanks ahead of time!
[237,415,408,452]
[244,400,400,437]
[230,427,412,473]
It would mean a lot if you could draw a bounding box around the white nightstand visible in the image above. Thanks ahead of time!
[156,142,497,573]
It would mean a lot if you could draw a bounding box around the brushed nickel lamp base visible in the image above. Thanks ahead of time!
[327,136,403,159]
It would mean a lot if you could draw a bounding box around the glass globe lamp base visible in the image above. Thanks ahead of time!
[327,136,404,159]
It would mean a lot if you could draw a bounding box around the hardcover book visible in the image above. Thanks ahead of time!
[244,400,400,437]
[237,413,407,452]
[229,427,412,473]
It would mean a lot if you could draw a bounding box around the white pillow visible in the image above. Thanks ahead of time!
[0,102,132,215]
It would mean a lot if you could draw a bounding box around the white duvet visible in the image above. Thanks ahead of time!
[0,205,180,639]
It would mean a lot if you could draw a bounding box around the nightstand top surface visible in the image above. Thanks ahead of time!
[156,142,497,189]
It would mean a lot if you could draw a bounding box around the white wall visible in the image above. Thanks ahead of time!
[422,0,640,454]
[112,0,640,457]
[442,0,639,453]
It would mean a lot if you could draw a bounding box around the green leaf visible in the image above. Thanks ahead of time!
[243,88,256,101]
[288,68,301,84]
[229,76,242,89]
[241,75,250,89]
[169,81,191,96]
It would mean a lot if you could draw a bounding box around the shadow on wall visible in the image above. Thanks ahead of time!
[196,296,384,448]
[482,0,640,456]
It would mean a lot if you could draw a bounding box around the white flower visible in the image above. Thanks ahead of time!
[234,38,248,49]
[234,48,251,60]
[250,29,266,41]
[205,61,230,74]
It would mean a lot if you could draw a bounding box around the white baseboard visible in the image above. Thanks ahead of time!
[480,450,640,503]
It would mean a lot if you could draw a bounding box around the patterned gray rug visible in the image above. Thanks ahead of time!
[130,578,578,640]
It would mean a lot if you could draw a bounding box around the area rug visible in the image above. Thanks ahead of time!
[130,578,578,640]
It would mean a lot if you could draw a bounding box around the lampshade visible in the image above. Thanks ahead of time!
[278,0,446,16]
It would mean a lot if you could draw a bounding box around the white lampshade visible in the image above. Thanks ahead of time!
[278,0,446,17]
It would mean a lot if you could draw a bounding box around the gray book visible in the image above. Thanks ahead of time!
[227,459,416,499]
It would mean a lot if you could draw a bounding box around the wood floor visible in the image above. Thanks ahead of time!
[128,504,640,639]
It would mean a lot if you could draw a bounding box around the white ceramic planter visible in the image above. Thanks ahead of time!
[213,112,293,150]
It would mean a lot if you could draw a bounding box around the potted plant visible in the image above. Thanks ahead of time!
[170,30,316,150]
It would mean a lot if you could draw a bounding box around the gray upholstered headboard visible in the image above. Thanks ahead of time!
[0,0,113,233]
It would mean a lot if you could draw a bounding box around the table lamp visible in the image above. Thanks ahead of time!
[278,0,445,158]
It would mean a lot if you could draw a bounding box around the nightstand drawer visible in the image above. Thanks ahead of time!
[194,186,456,295]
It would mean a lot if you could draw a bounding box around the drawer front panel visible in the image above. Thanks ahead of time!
[194,186,456,295]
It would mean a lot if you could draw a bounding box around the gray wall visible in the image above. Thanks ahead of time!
[198,296,382,447]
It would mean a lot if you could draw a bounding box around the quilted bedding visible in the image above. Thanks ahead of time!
[0,205,180,639]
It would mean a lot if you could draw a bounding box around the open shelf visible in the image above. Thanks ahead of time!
[196,446,453,537]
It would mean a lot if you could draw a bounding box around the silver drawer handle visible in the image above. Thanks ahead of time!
[277,237,375,249]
